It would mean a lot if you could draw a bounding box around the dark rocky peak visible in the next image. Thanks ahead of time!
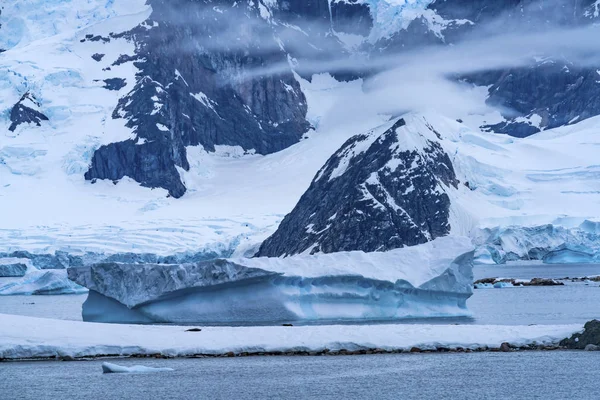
[256,115,459,257]
[469,61,600,137]
[9,92,49,133]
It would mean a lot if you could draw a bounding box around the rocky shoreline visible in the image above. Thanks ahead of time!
[474,276,600,288]
[0,344,590,362]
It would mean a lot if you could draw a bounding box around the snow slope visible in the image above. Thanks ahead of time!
[0,313,582,360]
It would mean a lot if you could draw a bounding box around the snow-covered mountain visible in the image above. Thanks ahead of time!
[2,0,600,268]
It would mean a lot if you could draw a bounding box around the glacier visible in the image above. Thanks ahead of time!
[474,221,600,264]
[68,236,474,324]
[0,258,29,277]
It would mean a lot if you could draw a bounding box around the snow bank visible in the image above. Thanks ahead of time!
[68,236,474,324]
[0,314,582,360]
[0,270,87,295]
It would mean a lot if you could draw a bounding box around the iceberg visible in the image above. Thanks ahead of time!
[101,362,173,374]
[68,236,475,324]
[0,270,88,295]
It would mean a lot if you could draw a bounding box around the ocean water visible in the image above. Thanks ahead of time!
[473,262,600,280]
[1,352,598,400]
[1,263,599,325]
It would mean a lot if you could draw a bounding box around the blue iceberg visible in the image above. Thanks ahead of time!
[68,237,475,324]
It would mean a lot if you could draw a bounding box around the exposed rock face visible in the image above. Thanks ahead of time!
[79,0,600,198]
[257,116,459,256]
[103,78,126,91]
[85,0,313,197]
[380,0,600,137]
[560,320,600,349]
[471,63,600,137]
[8,92,49,132]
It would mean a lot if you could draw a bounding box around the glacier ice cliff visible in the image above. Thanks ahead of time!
[475,221,600,264]
[68,236,474,324]
[0,259,28,277]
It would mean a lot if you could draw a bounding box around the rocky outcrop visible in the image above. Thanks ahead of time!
[473,277,564,287]
[85,0,312,197]
[81,0,600,198]
[8,92,49,132]
[103,78,126,91]
[560,320,600,349]
[472,63,600,137]
[379,0,600,137]
[257,116,459,256]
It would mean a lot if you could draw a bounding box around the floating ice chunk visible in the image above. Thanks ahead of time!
[493,281,514,289]
[474,283,494,289]
[101,362,173,374]
[0,270,87,295]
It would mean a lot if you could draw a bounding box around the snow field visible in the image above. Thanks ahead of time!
[0,313,582,360]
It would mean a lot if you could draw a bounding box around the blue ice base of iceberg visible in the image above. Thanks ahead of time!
[82,275,471,325]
